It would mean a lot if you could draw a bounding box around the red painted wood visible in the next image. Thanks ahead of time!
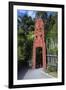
[32,18,46,70]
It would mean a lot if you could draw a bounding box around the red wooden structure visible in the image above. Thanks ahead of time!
[32,18,46,70]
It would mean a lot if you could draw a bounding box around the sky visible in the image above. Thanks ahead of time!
[17,10,36,18]
[17,10,57,18]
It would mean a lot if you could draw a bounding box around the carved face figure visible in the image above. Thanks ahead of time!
[35,18,44,30]
[34,18,44,47]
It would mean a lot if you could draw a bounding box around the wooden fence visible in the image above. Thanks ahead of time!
[47,55,58,67]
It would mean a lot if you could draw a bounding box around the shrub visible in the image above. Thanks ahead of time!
[47,65,57,72]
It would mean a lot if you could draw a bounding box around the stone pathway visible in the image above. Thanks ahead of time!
[18,68,53,80]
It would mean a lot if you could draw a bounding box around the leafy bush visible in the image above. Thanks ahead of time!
[47,65,57,72]
[48,47,58,55]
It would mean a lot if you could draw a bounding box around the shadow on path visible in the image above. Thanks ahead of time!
[17,61,53,80]
[17,61,30,80]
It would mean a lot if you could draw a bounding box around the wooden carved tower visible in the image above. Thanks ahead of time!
[32,18,46,70]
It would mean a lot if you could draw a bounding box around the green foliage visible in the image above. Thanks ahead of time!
[46,13,58,55]
[36,11,47,20]
[47,65,57,72]
[48,47,58,55]
[17,11,58,63]
[17,14,35,62]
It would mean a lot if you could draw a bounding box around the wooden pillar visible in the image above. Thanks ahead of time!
[42,43,46,70]
[32,44,36,69]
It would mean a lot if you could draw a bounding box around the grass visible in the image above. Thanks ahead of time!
[46,65,58,78]
[46,71,57,77]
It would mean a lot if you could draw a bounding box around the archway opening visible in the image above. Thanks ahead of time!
[36,47,42,68]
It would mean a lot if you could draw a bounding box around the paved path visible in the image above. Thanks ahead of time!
[18,68,53,80]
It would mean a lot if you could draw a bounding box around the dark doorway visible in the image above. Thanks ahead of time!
[36,47,42,68]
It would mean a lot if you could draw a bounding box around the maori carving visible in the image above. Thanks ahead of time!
[32,18,46,70]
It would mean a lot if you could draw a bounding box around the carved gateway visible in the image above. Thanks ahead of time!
[32,18,46,70]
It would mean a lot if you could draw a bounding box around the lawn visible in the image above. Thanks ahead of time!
[46,65,58,78]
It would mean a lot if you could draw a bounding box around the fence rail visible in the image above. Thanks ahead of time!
[47,55,58,67]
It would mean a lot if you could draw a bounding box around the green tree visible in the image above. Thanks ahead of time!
[46,13,58,54]
[17,14,34,62]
